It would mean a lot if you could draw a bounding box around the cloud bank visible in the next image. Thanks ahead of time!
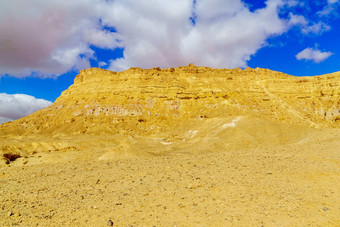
[0,93,52,124]
[107,0,287,71]
[296,47,333,63]
[0,0,337,78]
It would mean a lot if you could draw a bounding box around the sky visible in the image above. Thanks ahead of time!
[0,0,340,123]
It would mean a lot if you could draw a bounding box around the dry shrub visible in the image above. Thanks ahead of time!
[3,153,21,164]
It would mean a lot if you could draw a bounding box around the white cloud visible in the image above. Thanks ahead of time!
[301,22,331,34]
[98,61,108,67]
[318,0,340,16]
[285,0,300,7]
[296,47,333,63]
[288,13,308,26]
[0,0,336,77]
[108,0,288,71]
[83,29,123,49]
[0,93,52,124]
[0,0,117,77]
[288,13,331,34]
[0,0,290,76]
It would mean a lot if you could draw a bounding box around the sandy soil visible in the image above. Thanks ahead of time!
[1,124,340,226]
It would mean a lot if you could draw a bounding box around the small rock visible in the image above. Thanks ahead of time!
[107,220,113,226]
[7,211,13,216]
[323,207,329,211]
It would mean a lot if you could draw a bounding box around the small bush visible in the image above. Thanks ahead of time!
[3,153,21,164]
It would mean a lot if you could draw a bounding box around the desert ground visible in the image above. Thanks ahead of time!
[1,117,340,226]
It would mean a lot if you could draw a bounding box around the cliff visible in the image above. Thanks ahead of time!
[1,64,339,136]
[0,64,339,156]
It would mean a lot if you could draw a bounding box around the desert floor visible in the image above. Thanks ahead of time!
[1,123,340,226]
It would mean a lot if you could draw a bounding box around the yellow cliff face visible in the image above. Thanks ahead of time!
[1,65,339,137]
[0,64,339,158]
[0,65,339,156]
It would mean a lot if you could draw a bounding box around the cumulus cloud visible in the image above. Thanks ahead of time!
[0,93,52,124]
[0,0,336,77]
[288,13,308,26]
[0,0,292,76]
[83,29,123,49]
[288,13,331,34]
[108,0,288,71]
[296,47,333,63]
[301,22,331,34]
[98,61,108,67]
[0,0,117,77]
[318,0,340,16]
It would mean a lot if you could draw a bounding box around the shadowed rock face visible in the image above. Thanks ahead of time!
[1,64,339,137]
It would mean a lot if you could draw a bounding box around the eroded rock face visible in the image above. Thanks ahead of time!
[1,64,339,137]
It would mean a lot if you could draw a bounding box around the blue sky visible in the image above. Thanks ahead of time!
[0,0,339,123]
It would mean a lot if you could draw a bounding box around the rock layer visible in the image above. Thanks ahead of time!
[0,64,339,156]
[1,65,340,137]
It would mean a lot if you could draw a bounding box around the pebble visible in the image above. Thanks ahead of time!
[7,211,13,216]
[323,207,329,211]
[187,183,193,189]
[107,220,113,226]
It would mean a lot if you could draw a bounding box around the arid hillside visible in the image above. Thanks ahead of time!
[0,65,339,226]
[0,64,339,155]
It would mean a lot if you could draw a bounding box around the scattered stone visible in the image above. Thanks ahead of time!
[7,211,14,216]
[323,207,329,211]
[107,220,113,226]
[3,153,21,163]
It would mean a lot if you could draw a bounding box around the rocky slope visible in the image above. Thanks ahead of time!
[0,64,339,157]
[1,64,339,136]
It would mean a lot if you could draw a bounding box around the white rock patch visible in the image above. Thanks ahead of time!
[223,117,242,128]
